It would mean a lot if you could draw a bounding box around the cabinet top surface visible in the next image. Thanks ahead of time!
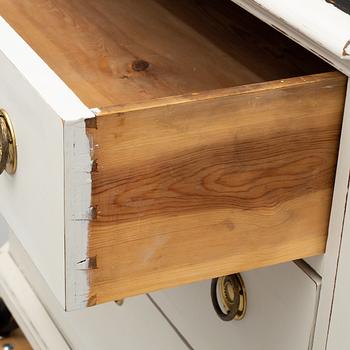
[238,0,350,60]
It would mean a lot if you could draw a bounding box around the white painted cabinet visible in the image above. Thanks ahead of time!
[0,0,350,349]
[0,242,188,350]
[152,261,320,350]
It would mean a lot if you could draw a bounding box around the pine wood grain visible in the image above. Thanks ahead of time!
[0,0,330,108]
[86,72,346,305]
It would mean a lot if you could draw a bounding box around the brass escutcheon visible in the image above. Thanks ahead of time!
[211,273,247,321]
[0,109,17,175]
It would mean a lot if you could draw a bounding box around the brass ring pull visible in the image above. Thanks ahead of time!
[0,117,9,174]
[0,109,17,175]
[211,273,247,321]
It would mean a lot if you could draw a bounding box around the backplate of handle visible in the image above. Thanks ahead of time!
[0,109,16,175]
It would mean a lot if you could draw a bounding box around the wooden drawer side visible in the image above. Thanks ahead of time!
[82,72,346,306]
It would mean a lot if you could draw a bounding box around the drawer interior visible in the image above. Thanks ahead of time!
[1,0,332,108]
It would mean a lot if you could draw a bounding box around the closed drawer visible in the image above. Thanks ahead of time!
[151,261,321,350]
[0,0,345,310]
[0,239,189,350]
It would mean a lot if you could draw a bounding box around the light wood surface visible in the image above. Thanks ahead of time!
[0,329,32,350]
[86,72,346,305]
[0,0,330,108]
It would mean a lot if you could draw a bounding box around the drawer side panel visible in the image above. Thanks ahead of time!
[86,72,345,305]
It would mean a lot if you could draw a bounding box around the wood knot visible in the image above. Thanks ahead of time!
[131,59,149,72]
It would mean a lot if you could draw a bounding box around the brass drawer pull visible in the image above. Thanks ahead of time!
[0,110,16,175]
[211,274,247,321]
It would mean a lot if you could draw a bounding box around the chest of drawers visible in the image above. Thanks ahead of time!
[0,0,345,312]
[1,1,350,349]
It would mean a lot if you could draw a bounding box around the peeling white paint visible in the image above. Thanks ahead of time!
[90,107,101,116]
[64,116,94,310]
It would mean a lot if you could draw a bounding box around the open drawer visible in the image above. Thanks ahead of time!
[0,0,346,310]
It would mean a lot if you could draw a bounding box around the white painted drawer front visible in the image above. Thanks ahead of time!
[0,17,93,308]
[151,261,320,350]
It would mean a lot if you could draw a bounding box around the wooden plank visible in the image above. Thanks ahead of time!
[85,72,346,305]
[0,0,330,108]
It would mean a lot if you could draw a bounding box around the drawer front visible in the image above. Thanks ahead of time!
[151,261,321,350]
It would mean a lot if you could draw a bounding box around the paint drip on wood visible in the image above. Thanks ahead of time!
[326,0,350,15]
